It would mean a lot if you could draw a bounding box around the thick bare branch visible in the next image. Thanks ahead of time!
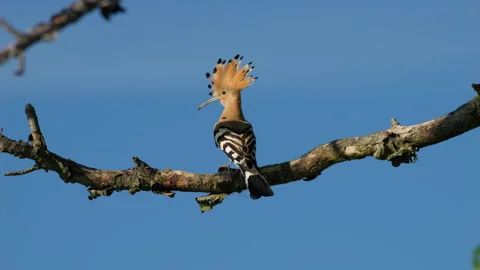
[1,90,480,211]
[0,0,126,76]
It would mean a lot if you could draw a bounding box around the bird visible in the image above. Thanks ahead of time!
[197,54,274,200]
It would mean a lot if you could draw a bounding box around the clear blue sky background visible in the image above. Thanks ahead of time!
[1,0,480,269]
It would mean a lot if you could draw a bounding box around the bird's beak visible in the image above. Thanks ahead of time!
[197,96,221,110]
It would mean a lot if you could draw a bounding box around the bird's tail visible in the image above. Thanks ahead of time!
[245,172,274,200]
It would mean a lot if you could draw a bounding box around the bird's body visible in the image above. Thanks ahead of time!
[214,119,273,199]
[198,54,274,199]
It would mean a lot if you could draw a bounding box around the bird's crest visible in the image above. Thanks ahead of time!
[205,54,257,95]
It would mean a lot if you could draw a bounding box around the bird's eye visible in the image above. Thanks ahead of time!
[222,91,226,95]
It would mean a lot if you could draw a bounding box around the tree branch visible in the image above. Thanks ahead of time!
[0,0,126,76]
[4,165,40,176]
[2,86,480,212]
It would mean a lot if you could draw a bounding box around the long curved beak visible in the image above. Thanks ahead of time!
[197,96,221,110]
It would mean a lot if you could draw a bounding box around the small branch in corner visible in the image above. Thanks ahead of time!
[0,0,127,76]
[0,18,29,75]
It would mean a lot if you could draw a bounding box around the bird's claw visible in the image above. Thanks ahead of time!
[217,165,232,173]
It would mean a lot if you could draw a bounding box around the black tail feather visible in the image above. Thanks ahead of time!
[247,175,274,200]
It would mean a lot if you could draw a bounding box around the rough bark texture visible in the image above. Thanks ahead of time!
[2,89,480,210]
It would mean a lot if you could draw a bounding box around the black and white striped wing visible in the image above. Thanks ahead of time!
[213,120,274,199]
[213,120,258,172]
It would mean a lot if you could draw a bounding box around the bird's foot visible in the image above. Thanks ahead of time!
[217,165,232,173]
[218,160,233,173]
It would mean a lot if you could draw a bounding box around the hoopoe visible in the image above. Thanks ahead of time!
[197,54,274,200]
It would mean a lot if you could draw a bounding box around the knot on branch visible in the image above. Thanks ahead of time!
[127,156,156,192]
[374,131,418,167]
[132,156,158,179]
[131,156,174,198]
[391,118,401,127]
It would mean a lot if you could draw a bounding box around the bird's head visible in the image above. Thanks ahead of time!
[197,54,257,110]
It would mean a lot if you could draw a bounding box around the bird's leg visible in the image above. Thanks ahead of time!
[218,160,233,172]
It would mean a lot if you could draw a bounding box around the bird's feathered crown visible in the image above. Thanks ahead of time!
[205,54,257,96]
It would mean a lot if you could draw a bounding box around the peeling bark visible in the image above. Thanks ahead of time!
[2,91,480,211]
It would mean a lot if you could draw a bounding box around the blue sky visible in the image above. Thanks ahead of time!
[2,0,480,269]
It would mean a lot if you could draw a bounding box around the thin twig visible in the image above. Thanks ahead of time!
[0,18,26,40]
[4,165,40,176]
